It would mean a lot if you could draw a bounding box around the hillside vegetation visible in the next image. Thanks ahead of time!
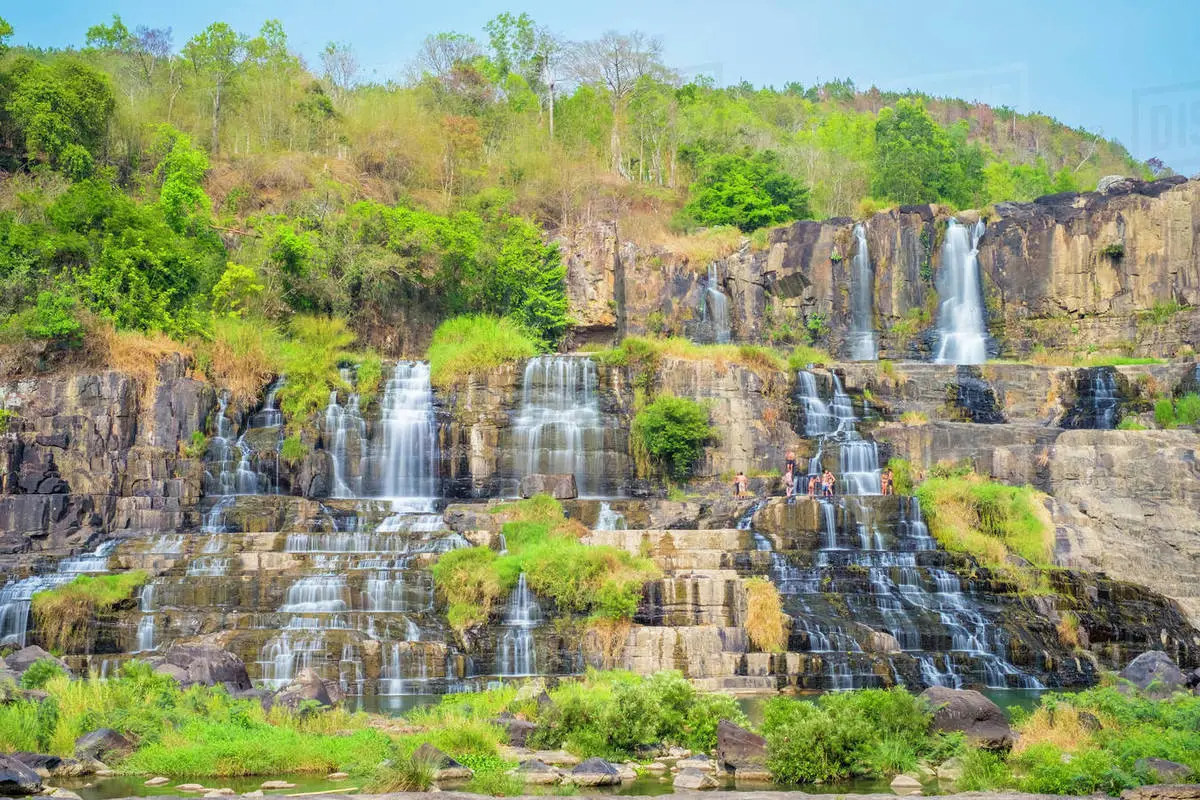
[0,11,1151,413]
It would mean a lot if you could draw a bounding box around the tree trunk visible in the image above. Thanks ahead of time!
[548,82,555,140]
[211,80,222,153]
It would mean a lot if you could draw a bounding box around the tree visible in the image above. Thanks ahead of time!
[153,125,210,232]
[320,41,359,102]
[85,14,133,52]
[183,22,254,152]
[411,32,480,83]
[633,395,713,481]
[568,31,669,175]
[0,16,12,53]
[682,150,810,232]
[5,57,115,170]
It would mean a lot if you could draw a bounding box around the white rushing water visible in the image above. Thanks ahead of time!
[702,263,732,344]
[513,356,610,497]
[378,362,438,501]
[325,368,367,499]
[934,219,989,365]
[496,573,541,677]
[795,371,881,494]
[0,540,119,647]
[595,502,626,531]
[847,224,877,361]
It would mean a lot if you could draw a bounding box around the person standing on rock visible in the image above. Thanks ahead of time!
[785,450,796,476]
[822,469,836,498]
[734,471,748,497]
[808,473,818,497]
[783,467,795,498]
[881,467,893,495]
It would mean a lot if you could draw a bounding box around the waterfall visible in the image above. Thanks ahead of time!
[496,573,540,677]
[280,576,349,613]
[1091,369,1119,429]
[934,219,989,365]
[0,540,119,647]
[378,362,438,501]
[379,642,429,695]
[847,224,877,361]
[595,502,625,531]
[513,356,614,497]
[258,631,325,689]
[135,583,157,652]
[701,263,732,344]
[795,371,880,494]
[324,368,366,499]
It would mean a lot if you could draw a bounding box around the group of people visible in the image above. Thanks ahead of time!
[732,451,895,498]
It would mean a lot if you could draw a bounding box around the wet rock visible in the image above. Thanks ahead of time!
[716,719,767,767]
[937,757,965,781]
[568,757,621,786]
[1136,758,1195,783]
[519,473,578,500]
[673,768,718,790]
[175,784,207,792]
[1120,651,1188,699]
[616,762,637,782]
[514,759,561,785]
[1078,711,1102,731]
[641,761,668,774]
[1121,786,1200,800]
[148,643,252,692]
[73,729,134,763]
[6,753,61,778]
[273,668,343,711]
[0,754,42,796]
[259,781,296,789]
[676,755,715,773]
[731,765,772,782]
[326,773,349,780]
[144,777,170,786]
[891,773,924,793]
[920,686,1013,749]
[412,743,472,781]
[47,788,82,800]
[3,646,69,678]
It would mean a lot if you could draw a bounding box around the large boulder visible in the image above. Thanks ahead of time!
[716,719,767,768]
[514,759,561,785]
[569,757,620,786]
[493,712,537,747]
[519,474,578,500]
[73,728,134,763]
[149,643,252,691]
[0,754,42,796]
[1120,651,1188,699]
[412,743,472,781]
[273,668,343,711]
[3,646,69,678]
[674,768,718,790]
[1135,758,1195,783]
[920,687,1013,749]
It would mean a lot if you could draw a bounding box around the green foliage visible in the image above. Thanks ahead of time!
[184,430,208,458]
[887,457,913,494]
[1155,398,1177,429]
[632,395,714,481]
[153,125,211,233]
[425,314,538,389]
[279,434,307,462]
[31,571,148,653]
[1100,243,1125,260]
[0,409,15,434]
[25,291,84,342]
[210,262,263,316]
[1141,299,1183,324]
[1175,393,1200,426]
[275,315,355,425]
[354,354,383,407]
[681,150,811,232]
[872,99,984,207]
[762,689,937,783]
[365,752,438,792]
[956,747,1015,791]
[18,658,68,690]
[5,56,115,171]
[1116,417,1147,431]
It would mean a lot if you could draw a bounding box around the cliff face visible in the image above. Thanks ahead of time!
[563,176,1200,359]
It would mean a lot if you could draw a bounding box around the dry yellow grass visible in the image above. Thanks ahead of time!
[197,317,282,405]
[1056,610,1081,648]
[744,577,788,652]
[900,410,929,426]
[1013,704,1096,754]
[94,325,190,402]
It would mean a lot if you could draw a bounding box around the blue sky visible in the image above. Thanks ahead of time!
[8,0,1200,170]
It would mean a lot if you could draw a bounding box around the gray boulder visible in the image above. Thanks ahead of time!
[674,768,718,790]
[515,759,561,785]
[73,729,134,763]
[0,755,42,797]
[493,712,537,747]
[273,668,343,711]
[3,646,69,678]
[149,643,252,691]
[1120,651,1188,699]
[1134,757,1194,783]
[519,473,578,500]
[569,757,620,786]
[716,719,767,767]
[1097,175,1135,194]
[920,686,1013,749]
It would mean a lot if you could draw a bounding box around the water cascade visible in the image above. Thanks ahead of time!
[934,219,989,365]
[0,540,118,647]
[795,371,880,495]
[377,362,438,501]
[701,263,732,344]
[1064,368,1120,429]
[512,356,623,497]
[847,224,877,361]
[595,502,626,531]
[324,368,367,499]
[496,573,541,677]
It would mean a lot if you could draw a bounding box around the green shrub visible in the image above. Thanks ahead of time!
[25,291,84,342]
[19,658,68,690]
[888,457,913,494]
[632,395,713,481]
[0,409,16,434]
[365,752,437,792]
[276,315,356,426]
[354,354,384,408]
[280,435,308,462]
[1117,417,1146,431]
[1175,392,1200,426]
[1154,398,1176,428]
[430,547,514,638]
[680,150,810,232]
[956,747,1015,791]
[32,571,148,653]
[426,315,539,389]
[184,430,208,458]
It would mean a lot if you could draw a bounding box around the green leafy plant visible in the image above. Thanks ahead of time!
[632,395,714,481]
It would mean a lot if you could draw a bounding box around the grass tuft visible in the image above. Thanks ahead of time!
[426,315,539,390]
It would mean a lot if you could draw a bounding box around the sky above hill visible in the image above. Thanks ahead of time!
[9,0,1200,172]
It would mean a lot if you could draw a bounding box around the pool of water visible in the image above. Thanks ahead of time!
[61,774,339,800]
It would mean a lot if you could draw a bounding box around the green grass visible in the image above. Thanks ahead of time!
[32,571,148,653]
[914,474,1053,589]
[354,353,384,407]
[426,315,539,389]
[276,315,357,427]
[597,335,803,378]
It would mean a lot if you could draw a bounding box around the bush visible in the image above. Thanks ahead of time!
[194,316,282,405]
[279,435,308,463]
[276,315,356,425]
[25,291,84,342]
[365,752,438,792]
[32,571,147,653]
[1175,393,1200,426]
[888,457,914,494]
[19,658,68,690]
[632,395,713,481]
[1154,398,1176,428]
[430,547,513,639]
[744,577,787,652]
[681,150,810,233]
[426,315,539,389]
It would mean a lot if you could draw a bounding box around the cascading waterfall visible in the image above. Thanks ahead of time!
[325,368,367,499]
[512,356,615,497]
[795,371,880,494]
[1091,369,1119,429]
[847,224,878,361]
[934,219,989,365]
[496,573,541,677]
[378,362,438,501]
[595,502,626,531]
[701,263,732,344]
[135,583,157,652]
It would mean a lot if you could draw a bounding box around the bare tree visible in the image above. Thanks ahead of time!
[410,32,480,84]
[568,31,668,177]
[133,25,172,84]
[320,41,359,103]
[532,28,563,139]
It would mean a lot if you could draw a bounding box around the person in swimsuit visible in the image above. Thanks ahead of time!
[734,471,748,497]
[808,473,818,497]
[785,450,796,476]
[881,468,894,496]
[822,469,835,498]
[783,467,795,498]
